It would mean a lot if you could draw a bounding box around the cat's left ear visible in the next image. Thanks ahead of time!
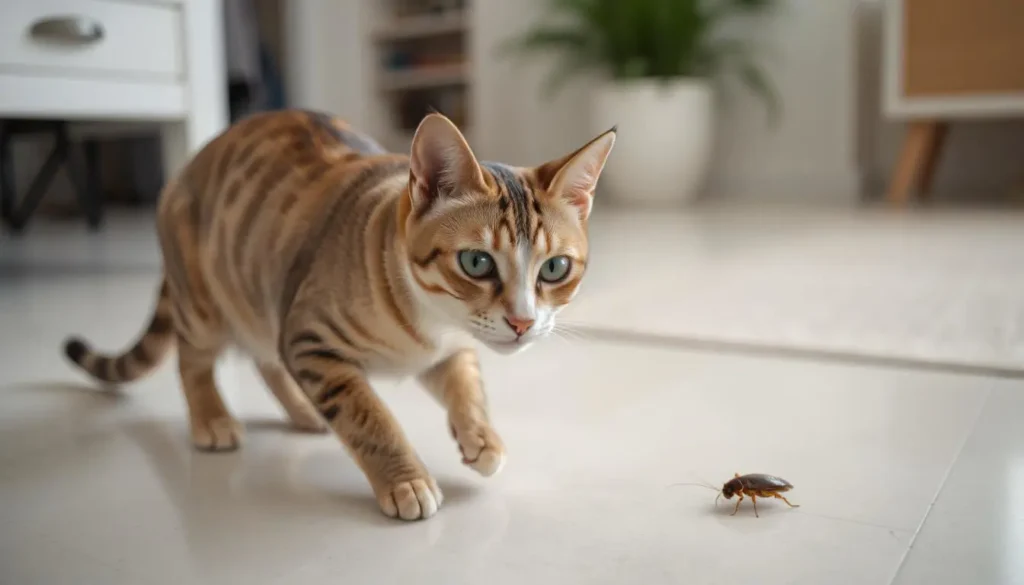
[534,127,617,221]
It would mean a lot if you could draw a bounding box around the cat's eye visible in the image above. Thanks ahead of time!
[539,255,572,283]
[458,250,495,279]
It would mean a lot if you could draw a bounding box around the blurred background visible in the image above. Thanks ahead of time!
[2,1,1023,584]
[2,0,1023,221]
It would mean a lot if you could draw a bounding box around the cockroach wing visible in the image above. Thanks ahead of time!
[740,474,793,489]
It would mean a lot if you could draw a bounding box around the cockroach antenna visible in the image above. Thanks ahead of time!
[669,481,725,508]
[669,482,721,493]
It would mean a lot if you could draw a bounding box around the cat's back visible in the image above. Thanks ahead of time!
[155,110,409,357]
[166,108,390,213]
[159,108,409,253]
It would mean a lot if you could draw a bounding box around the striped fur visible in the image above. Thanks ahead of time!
[63,280,175,384]
[62,109,615,521]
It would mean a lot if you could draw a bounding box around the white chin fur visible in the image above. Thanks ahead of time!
[481,339,532,355]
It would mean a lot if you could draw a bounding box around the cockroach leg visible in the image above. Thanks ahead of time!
[751,494,760,518]
[774,493,800,508]
[731,493,744,516]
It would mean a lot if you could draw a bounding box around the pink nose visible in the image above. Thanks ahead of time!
[504,316,535,336]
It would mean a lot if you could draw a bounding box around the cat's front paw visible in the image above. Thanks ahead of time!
[376,477,444,521]
[450,418,506,477]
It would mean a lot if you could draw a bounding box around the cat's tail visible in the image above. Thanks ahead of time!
[62,278,176,385]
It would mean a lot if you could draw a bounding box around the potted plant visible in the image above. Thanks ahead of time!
[504,0,779,206]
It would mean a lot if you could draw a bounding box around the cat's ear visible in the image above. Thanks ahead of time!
[408,113,485,214]
[534,127,616,221]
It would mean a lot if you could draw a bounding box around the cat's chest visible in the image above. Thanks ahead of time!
[365,329,475,379]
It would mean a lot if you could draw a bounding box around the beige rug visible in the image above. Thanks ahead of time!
[563,207,1024,374]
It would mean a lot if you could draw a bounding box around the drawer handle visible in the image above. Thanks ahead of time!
[29,16,105,44]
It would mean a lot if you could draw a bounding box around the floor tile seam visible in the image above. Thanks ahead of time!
[883,390,992,585]
[571,325,1024,379]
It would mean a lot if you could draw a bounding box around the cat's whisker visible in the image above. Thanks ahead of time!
[557,326,587,344]
[554,321,592,335]
[555,317,589,326]
[553,324,589,342]
[551,326,583,342]
[549,329,576,346]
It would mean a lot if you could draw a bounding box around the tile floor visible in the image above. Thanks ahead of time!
[567,207,1024,372]
[1,209,1023,585]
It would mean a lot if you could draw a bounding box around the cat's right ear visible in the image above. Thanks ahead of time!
[408,113,485,215]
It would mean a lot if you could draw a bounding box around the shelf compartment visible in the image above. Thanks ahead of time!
[379,63,467,91]
[373,12,466,42]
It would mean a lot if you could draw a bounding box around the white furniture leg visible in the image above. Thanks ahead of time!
[159,121,189,179]
[162,0,228,178]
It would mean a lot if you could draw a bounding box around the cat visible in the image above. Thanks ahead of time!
[63,109,616,520]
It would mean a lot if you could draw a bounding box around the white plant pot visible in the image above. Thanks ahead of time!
[590,78,715,206]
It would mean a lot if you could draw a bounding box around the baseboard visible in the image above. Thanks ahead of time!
[706,167,863,204]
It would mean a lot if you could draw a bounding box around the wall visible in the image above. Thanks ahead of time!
[284,0,372,126]
[709,0,860,202]
[474,0,862,203]
[470,0,594,165]
[474,0,1024,202]
[285,0,1023,204]
[471,0,863,203]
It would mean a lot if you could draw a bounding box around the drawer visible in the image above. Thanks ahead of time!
[0,72,186,120]
[902,0,1024,97]
[0,0,183,80]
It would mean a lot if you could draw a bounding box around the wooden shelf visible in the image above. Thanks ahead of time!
[379,64,467,91]
[373,12,467,41]
[369,1,473,144]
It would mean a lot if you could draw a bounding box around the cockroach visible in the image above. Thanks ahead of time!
[673,473,800,518]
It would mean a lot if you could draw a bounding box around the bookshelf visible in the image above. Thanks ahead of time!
[369,0,472,149]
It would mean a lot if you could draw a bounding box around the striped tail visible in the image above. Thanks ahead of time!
[63,279,176,385]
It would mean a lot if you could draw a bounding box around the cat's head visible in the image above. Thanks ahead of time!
[399,113,615,354]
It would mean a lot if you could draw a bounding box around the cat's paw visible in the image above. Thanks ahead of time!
[376,477,444,521]
[191,415,244,452]
[450,419,506,477]
[289,413,330,434]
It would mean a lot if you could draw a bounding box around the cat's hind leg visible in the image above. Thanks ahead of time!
[256,362,328,433]
[177,336,242,451]
[166,261,239,451]
[159,187,240,452]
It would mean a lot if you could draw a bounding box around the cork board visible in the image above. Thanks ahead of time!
[903,0,1024,97]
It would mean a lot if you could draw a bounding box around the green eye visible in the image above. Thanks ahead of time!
[458,250,495,279]
[539,255,571,283]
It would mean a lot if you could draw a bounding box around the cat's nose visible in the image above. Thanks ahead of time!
[504,316,535,336]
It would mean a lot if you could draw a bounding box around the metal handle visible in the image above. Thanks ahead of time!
[29,16,104,45]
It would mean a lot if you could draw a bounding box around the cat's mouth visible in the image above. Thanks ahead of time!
[481,338,530,355]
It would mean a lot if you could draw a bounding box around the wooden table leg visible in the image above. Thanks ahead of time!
[886,120,948,206]
[917,122,948,200]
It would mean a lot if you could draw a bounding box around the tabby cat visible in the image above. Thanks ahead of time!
[63,109,616,520]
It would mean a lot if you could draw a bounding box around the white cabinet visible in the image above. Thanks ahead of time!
[0,0,228,176]
[882,0,1024,204]
[0,1,184,79]
[883,0,1024,119]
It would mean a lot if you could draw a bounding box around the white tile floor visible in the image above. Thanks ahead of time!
[1,209,1023,585]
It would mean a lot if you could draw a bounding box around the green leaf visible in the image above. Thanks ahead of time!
[539,50,601,98]
[501,26,591,55]
[501,0,782,114]
[736,58,781,126]
[705,0,779,26]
